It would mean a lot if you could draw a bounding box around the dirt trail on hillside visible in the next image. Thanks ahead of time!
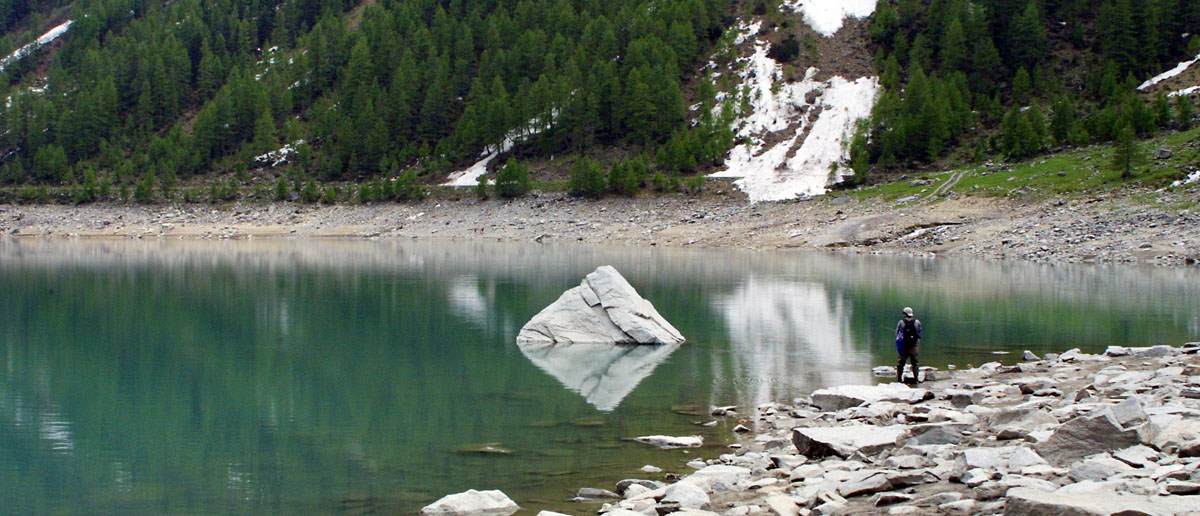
[1,188,1196,266]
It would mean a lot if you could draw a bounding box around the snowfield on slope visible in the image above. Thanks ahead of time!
[710,39,880,202]
[0,20,72,73]
[784,0,877,37]
[1138,53,1200,91]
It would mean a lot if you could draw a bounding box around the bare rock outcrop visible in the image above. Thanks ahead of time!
[517,265,685,345]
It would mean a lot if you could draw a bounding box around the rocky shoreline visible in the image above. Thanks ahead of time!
[1,187,1197,265]
[424,343,1200,516]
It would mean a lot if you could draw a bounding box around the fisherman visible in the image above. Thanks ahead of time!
[895,307,922,383]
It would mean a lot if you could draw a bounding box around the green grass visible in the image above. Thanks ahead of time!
[845,126,1200,205]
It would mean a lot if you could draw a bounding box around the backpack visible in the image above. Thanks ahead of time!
[899,318,920,345]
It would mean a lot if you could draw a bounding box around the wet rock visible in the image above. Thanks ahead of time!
[420,489,520,515]
[1023,350,1040,361]
[517,265,684,345]
[791,425,910,459]
[615,479,666,496]
[1035,410,1141,465]
[576,487,621,500]
[635,435,703,449]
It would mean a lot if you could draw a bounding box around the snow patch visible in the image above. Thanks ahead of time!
[443,114,555,186]
[254,140,305,167]
[0,20,72,73]
[710,41,879,202]
[733,20,761,45]
[783,0,876,37]
[1172,171,1200,188]
[1138,53,1200,91]
[1169,86,1199,97]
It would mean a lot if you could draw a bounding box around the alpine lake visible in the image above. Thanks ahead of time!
[1,238,1197,516]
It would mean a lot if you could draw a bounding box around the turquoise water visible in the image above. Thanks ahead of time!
[1,239,1196,515]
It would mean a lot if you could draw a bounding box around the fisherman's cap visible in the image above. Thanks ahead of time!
[903,307,914,317]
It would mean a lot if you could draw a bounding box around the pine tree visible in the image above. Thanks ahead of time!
[1111,120,1138,178]
[939,17,967,73]
[1178,94,1196,129]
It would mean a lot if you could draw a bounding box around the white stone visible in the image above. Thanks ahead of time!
[809,384,929,411]
[634,435,703,449]
[765,494,800,516]
[663,482,710,510]
[684,465,753,491]
[420,489,520,515]
[517,266,684,345]
[1005,486,1200,516]
[641,465,663,473]
[791,425,909,458]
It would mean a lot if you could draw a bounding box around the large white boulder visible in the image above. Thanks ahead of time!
[420,489,519,515]
[517,266,685,345]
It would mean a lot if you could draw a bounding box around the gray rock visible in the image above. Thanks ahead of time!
[837,471,891,498]
[1151,420,1200,457]
[883,455,928,469]
[791,425,910,459]
[517,265,684,345]
[765,494,800,516]
[663,482,709,509]
[1023,350,1041,361]
[1035,409,1141,465]
[885,469,939,487]
[809,384,931,412]
[615,479,665,495]
[634,435,702,449]
[1105,346,1132,357]
[1007,447,1049,470]
[420,489,520,515]
[960,468,995,487]
[905,425,967,446]
[684,465,752,491]
[1112,444,1161,468]
[912,491,962,505]
[1005,486,1200,516]
[1068,456,1135,482]
[872,492,913,506]
[1156,148,1174,159]
[997,426,1032,441]
[938,499,975,514]
[1162,481,1200,495]
[576,488,621,499]
[1135,345,1174,357]
[1111,396,1147,428]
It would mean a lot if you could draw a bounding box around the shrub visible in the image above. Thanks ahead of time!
[495,159,531,198]
[395,170,426,201]
[568,157,606,198]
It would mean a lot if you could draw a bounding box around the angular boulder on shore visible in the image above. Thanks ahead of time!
[1035,409,1140,465]
[517,265,685,345]
[809,383,932,411]
[791,424,910,458]
[420,489,519,515]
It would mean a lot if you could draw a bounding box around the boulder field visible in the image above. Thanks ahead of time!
[425,343,1200,516]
